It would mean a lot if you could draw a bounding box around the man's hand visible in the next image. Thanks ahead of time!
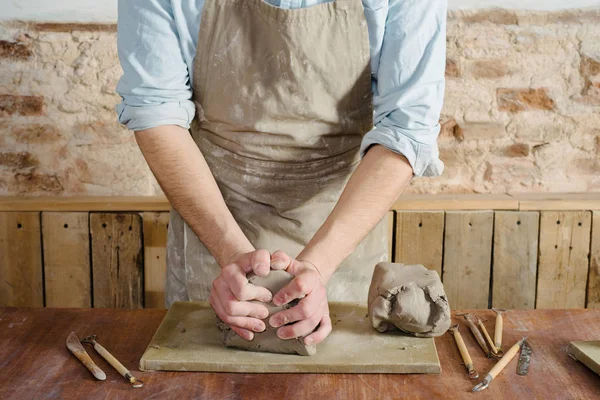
[268,251,332,346]
[209,249,274,341]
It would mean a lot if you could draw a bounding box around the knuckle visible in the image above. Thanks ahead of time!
[224,302,237,316]
[236,287,250,301]
[223,263,234,273]
[298,304,311,319]
[240,319,254,330]
[296,279,310,294]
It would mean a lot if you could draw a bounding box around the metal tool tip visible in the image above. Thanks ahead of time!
[132,379,144,388]
[81,335,97,343]
[472,383,488,392]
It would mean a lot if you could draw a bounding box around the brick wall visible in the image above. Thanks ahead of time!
[0,8,599,196]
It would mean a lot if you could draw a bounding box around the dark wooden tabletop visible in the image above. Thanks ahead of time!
[0,307,598,400]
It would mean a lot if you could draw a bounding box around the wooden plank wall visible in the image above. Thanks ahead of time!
[90,213,144,309]
[0,213,43,307]
[395,211,444,277]
[143,212,170,309]
[42,213,91,308]
[536,212,591,309]
[588,211,600,309]
[0,193,599,310]
[492,212,539,309]
[442,211,494,310]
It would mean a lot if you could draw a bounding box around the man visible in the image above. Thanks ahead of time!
[116,0,446,346]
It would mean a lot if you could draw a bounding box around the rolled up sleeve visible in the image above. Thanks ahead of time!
[116,0,195,131]
[360,0,447,177]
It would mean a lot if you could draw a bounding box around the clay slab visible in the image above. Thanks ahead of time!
[567,341,600,376]
[140,302,441,374]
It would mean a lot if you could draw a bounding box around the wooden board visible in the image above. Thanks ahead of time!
[512,192,600,211]
[90,213,143,309]
[394,211,444,276]
[492,211,539,309]
[42,212,91,308]
[392,194,518,211]
[536,211,591,309]
[3,193,599,212]
[442,211,493,309]
[567,341,600,376]
[0,196,170,212]
[387,211,395,262]
[3,308,600,400]
[0,212,43,307]
[140,302,440,374]
[588,210,600,309]
[143,212,169,309]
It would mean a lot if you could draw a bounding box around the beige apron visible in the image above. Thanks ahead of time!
[166,0,388,308]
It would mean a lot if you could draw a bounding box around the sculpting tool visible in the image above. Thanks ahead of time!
[448,324,478,379]
[472,337,527,392]
[66,332,106,380]
[492,308,506,351]
[476,316,501,355]
[460,313,497,359]
[517,340,532,376]
[81,335,144,388]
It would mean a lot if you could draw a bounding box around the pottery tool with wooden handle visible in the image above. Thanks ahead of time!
[460,313,498,359]
[82,335,143,388]
[476,316,501,355]
[472,337,527,392]
[448,324,478,379]
[492,308,506,351]
[66,332,106,380]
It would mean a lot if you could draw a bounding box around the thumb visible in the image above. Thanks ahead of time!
[270,250,292,270]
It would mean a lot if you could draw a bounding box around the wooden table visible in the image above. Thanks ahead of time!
[0,308,598,399]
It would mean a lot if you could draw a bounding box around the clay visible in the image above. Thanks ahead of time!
[217,270,317,356]
[367,262,451,338]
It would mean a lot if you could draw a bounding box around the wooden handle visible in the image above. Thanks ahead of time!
[72,349,106,380]
[93,342,130,378]
[453,331,473,367]
[494,314,503,349]
[488,339,522,379]
[478,319,498,354]
[464,315,490,355]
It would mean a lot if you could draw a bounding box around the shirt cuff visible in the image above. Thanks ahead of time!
[116,100,196,132]
[359,125,444,177]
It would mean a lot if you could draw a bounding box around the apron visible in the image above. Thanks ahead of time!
[166,0,388,308]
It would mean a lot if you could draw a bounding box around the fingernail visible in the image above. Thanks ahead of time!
[277,329,287,339]
[305,337,314,345]
[255,322,265,332]
[269,317,280,328]
[271,260,285,269]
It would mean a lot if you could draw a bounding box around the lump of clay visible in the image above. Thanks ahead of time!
[217,269,317,356]
[367,262,450,338]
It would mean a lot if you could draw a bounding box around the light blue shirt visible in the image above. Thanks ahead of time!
[116,0,447,176]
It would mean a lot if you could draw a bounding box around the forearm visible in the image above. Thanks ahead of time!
[298,145,412,282]
[135,125,253,266]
